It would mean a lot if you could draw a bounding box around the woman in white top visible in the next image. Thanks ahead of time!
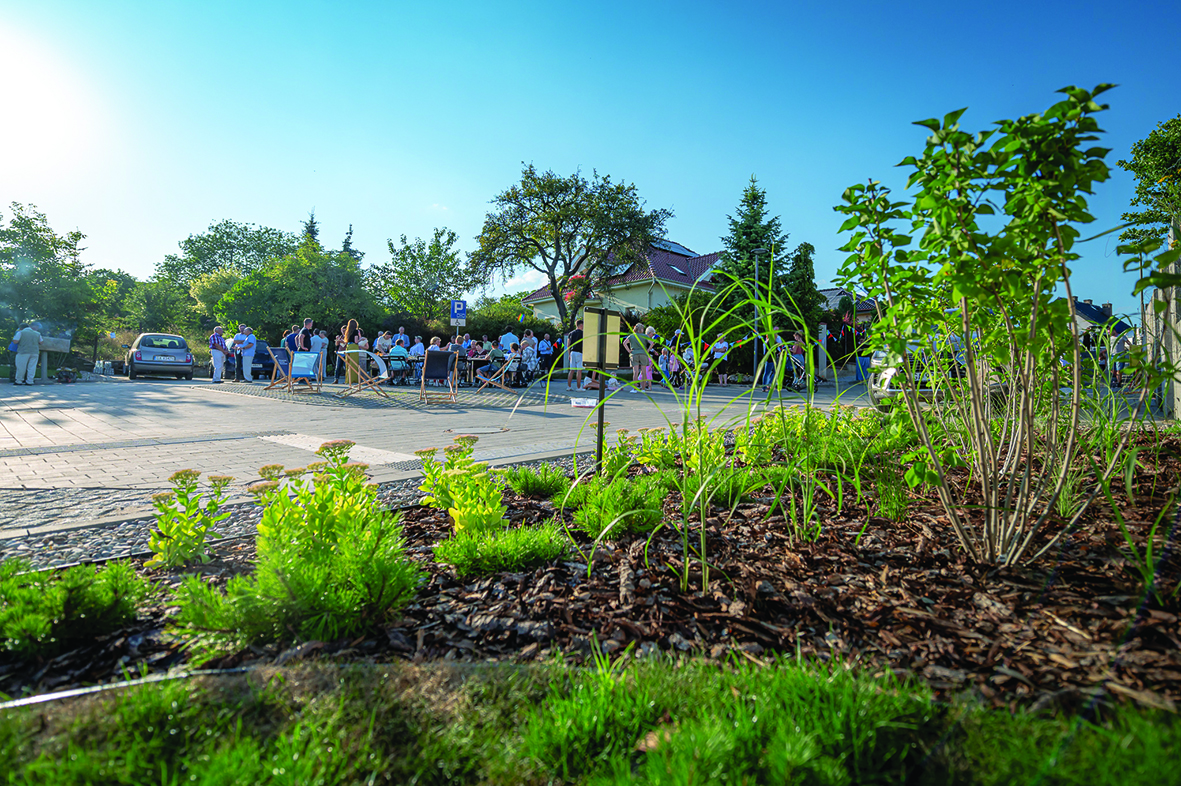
[712,333,731,387]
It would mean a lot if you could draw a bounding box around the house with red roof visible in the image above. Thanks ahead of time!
[522,239,720,323]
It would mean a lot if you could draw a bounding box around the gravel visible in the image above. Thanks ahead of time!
[0,456,586,571]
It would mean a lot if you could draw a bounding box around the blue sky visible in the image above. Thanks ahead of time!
[0,0,1176,320]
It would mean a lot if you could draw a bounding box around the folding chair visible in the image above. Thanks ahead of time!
[475,353,519,393]
[419,350,458,403]
[288,350,323,394]
[264,347,292,391]
[339,349,390,398]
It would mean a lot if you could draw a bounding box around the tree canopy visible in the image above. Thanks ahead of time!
[470,164,671,335]
[366,228,480,323]
[781,242,824,336]
[1118,114,1181,245]
[215,236,379,342]
[718,175,790,289]
[156,219,298,288]
[0,202,91,334]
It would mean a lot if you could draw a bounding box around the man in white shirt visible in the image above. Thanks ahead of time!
[11,323,42,385]
[231,324,248,382]
[462,333,472,352]
[309,329,328,358]
[499,325,520,353]
[408,337,426,357]
[240,327,258,382]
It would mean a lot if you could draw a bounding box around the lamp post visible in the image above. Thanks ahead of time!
[751,247,768,381]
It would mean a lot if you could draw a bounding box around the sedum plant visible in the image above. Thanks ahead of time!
[146,471,234,569]
[419,436,507,533]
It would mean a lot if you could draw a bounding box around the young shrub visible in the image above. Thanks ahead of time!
[173,444,422,656]
[419,435,508,532]
[434,519,570,578]
[0,559,150,658]
[573,471,676,540]
[501,464,570,500]
[145,471,234,569]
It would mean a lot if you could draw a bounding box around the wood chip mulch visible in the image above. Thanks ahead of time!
[4,435,1179,711]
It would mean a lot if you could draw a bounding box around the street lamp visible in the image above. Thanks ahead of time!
[751,247,768,381]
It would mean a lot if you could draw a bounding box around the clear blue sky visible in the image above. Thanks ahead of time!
[1,0,1175,320]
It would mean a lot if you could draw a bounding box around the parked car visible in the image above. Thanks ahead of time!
[123,334,194,380]
[207,340,275,381]
[867,339,1009,412]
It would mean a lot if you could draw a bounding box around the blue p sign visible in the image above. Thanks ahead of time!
[451,300,467,319]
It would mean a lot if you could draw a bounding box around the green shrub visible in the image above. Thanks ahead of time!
[145,470,234,569]
[501,464,570,499]
[0,559,149,658]
[435,519,570,578]
[419,435,508,533]
[572,471,675,540]
[173,444,422,657]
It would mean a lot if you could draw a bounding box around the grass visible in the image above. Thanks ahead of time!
[0,560,150,658]
[570,470,677,540]
[500,463,571,500]
[2,659,1178,785]
[435,519,571,577]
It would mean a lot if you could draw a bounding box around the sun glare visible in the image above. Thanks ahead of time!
[0,24,108,182]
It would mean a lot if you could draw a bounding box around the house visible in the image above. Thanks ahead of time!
[522,239,720,323]
[1071,297,1132,336]
[817,287,878,323]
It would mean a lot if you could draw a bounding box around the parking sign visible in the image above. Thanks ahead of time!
[450,299,466,326]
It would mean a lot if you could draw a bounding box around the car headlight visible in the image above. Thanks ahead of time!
[870,350,889,369]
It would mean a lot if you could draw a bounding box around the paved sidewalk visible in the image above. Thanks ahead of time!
[0,375,870,532]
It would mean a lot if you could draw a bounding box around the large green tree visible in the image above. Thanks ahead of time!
[156,219,297,288]
[215,236,379,342]
[717,176,790,295]
[0,203,91,334]
[470,164,672,335]
[189,268,242,323]
[126,279,196,334]
[1118,114,1181,245]
[366,228,480,323]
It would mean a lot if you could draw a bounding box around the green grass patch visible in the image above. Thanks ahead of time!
[570,470,676,540]
[435,519,571,578]
[500,463,571,500]
[2,660,1178,785]
[0,560,150,659]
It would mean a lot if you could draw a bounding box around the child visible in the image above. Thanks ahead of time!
[659,347,671,387]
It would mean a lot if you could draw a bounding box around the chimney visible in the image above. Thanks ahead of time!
[1101,303,1112,317]
[1083,299,1093,306]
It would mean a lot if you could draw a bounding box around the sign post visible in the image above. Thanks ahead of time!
[450,299,467,327]
[582,307,622,474]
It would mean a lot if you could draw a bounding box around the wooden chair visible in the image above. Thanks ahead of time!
[475,352,520,394]
[339,349,390,398]
[264,347,292,391]
[419,350,458,403]
[288,350,323,394]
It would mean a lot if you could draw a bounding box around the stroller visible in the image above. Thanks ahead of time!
[520,345,539,385]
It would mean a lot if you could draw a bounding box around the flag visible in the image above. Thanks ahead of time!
[517,312,526,323]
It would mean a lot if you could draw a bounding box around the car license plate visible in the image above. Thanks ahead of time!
[154,356,175,361]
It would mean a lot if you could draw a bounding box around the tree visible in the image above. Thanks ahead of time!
[366,228,480,324]
[470,164,672,335]
[1118,114,1181,245]
[340,224,363,262]
[216,236,379,342]
[189,268,242,323]
[87,268,140,328]
[126,279,195,334]
[718,175,790,294]
[302,210,320,243]
[0,202,91,334]
[466,291,552,341]
[156,220,297,288]
[781,242,824,336]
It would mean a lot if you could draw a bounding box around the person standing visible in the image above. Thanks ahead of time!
[643,326,659,391]
[538,333,553,372]
[284,324,300,354]
[713,333,731,387]
[500,325,520,353]
[310,329,327,358]
[566,319,585,391]
[11,323,42,385]
[240,327,258,382]
[333,325,349,384]
[624,323,649,393]
[343,319,361,384]
[297,318,315,352]
[208,326,231,383]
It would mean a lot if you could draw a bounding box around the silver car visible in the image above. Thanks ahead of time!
[123,334,195,380]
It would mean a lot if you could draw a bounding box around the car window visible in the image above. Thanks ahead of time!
[139,336,188,350]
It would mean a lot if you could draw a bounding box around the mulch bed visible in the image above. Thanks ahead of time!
[4,435,1180,711]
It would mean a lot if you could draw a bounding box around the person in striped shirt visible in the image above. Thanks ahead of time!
[208,326,231,383]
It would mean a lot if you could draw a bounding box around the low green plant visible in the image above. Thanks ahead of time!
[419,435,507,532]
[572,471,675,540]
[435,519,570,578]
[0,559,149,658]
[501,463,570,499]
[873,457,909,522]
[683,467,760,508]
[173,442,422,657]
[144,470,234,569]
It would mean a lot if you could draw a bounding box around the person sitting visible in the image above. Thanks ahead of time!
[387,339,410,384]
[507,342,523,386]
[374,330,394,356]
[521,340,538,383]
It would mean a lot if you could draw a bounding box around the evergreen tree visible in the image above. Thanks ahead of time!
[718,175,789,294]
[340,224,364,262]
[782,242,824,337]
[301,210,320,243]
